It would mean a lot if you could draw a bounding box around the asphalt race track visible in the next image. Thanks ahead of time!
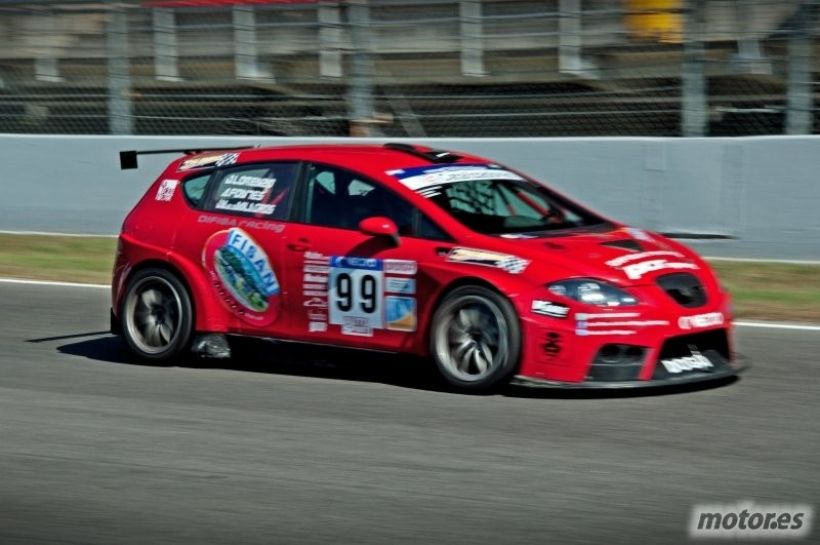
[1,282,817,545]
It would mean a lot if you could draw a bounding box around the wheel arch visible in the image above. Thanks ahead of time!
[420,275,521,357]
[119,259,197,326]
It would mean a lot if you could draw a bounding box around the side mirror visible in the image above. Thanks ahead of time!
[359,216,400,246]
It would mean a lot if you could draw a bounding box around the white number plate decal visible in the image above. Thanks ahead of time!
[329,257,384,332]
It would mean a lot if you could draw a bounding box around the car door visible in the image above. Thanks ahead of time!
[171,161,300,337]
[280,162,451,351]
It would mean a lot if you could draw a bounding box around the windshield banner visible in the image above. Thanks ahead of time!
[387,164,524,191]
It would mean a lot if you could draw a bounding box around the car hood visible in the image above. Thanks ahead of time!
[471,226,708,286]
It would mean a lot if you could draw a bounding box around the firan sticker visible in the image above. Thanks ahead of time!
[202,228,280,326]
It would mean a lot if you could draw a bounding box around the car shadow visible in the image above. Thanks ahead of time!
[49,333,742,398]
[53,334,451,393]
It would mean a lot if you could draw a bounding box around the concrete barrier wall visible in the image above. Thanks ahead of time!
[1,134,818,260]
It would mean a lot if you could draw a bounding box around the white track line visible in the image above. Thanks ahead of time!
[705,256,820,266]
[734,320,820,332]
[0,230,117,238]
[0,277,108,289]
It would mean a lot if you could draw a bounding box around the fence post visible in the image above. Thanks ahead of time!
[681,0,706,136]
[34,9,61,82]
[319,1,343,78]
[460,0,485,77]
[559,0,583,75]
[153,8,180,81]
[107,5,133,135]
[233,5,272,80]
[347,0,377,135]
[786,0,813,135]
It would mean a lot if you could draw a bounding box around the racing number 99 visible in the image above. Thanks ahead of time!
[335,272,377,313]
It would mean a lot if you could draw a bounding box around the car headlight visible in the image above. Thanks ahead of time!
[547,279,638,307]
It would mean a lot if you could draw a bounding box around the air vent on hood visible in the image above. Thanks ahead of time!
[657,273,707,308]
[601,239,643,252]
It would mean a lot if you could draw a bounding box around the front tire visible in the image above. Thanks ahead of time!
[430,285,521,392]
[121,268,193,363]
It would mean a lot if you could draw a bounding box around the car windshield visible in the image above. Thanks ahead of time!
[422,176,606,235]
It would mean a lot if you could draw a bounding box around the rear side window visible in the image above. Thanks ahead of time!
[182,173,211,207]
[206,162,299,220]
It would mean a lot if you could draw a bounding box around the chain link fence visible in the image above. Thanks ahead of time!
[0,0,816,137]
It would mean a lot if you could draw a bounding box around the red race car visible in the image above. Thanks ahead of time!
[111,143,744,391]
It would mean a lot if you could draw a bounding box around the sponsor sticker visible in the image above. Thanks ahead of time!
[196,214,285,232]
[330,256,382,270]
[531,300,570,319]
[303,283,327,292]
[447,247,529,274]
[303,290,327,297]
[386,296,417,332]
[304,251,330,264]
[384,259,417,275]
[155,179,178,202]
[308,321,327,333]
[303,297,328,308]
[341,316,373,337]
[389,164,525,191]
[661,348,714,374]
[202,228,280,326]
[605,251,698,280]
[678,312,724,330]
[179,152,239,171]
[385,277,416,294]
[542,332,562,361]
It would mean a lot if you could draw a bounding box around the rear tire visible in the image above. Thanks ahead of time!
[429,285,521,392]
[120,268,193,363]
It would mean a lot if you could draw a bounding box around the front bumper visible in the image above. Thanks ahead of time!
[512,353,748,389]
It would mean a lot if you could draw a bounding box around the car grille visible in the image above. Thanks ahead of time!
[586,344,646,382]
[656,272,707,308]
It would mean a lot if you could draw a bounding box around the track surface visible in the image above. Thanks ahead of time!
[1,283,817,545]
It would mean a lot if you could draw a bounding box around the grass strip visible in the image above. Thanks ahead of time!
[1,234,818,322]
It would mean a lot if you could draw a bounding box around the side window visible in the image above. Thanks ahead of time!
[207,162,298,220]
[304,164,415,235]
[182,173,211,208]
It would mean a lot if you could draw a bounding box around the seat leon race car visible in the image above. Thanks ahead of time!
[111,142,744,392]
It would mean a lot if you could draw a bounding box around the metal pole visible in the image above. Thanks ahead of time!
[681,0,706,137]
[319,1,343,78]
[347,0,377,135]
[34,9,61,82]
[233,5,272,80]
[153,8,180,81]
[460,0,484,77]
[559,0,583,75]
[107,5,133,135]
[786,1,813,135]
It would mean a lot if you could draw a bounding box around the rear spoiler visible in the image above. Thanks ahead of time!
[119,146,254,170]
